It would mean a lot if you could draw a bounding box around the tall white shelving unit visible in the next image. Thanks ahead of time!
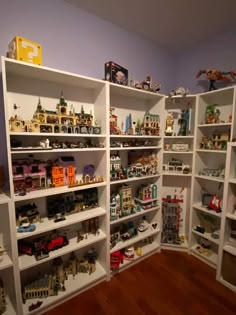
[189,87,236,268]
[1,56,236,314]
[161,95,196,251]
[217,142,236,292]
[108,83,164,272]
[1,57,109,315]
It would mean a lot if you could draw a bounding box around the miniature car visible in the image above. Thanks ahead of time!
[17,223,36,233]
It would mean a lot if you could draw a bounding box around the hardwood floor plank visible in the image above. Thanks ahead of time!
[43,251,236,315]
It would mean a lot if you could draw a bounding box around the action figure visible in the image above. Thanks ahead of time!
[196,69,236,91]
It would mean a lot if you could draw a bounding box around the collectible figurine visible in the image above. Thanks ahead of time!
[165,113,174,136]
[178,109,190,136]
[205,104,220,124]
[169,87,189,97]
[196,69,236,91]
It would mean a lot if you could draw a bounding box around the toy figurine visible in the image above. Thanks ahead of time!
[205,104,220,124]
[178,109,190,136]
[196,68,236,91]
[169,87,189,97]
[165,113,174,136]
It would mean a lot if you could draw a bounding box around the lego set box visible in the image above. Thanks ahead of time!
[105,61,128,85]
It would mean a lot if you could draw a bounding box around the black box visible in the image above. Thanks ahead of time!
[105,61,128,85]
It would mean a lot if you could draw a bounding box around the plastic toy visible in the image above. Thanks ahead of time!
[196,68,236,91]
[165,113,174,136]
[162,158,190,174]
[28,301,43,312]
[162,194,183,245]
[138,216,149,232]
[110,250,124,270]
[171,143,189,152]
[169,87,189,97]
[135,183,158,210]
[123,246,135,260]
[8,36,42,65]
[17,223,36,233]
[205,104,220,124]
[178,109,190,136]
[9,92,101,135]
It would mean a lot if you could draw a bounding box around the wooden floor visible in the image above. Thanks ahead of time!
[44,250,236,315]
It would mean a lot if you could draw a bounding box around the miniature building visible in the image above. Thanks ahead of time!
[110,107,120,134]
[128,151,158,176]
[9,92,101,135]
[119,184,133,216]
[23,274,57,300]
[162,195,182,244]
[212,131,229,150]
[143,111,160,136]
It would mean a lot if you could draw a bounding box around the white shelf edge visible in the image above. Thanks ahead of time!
[192,202,222,218]
[226,213,236,221]
[0,192,10,204]
[14,182,107,201]
[19,231,106,271]
[110,206,160,225]
[17,207,106,240]
[11,148,106,154]
[223,244,236,256]
[110,146,161,151]
[162,172,192,177]
[194,174,225,183]
[0,253,13,270]
[192,229,219,245]
[110,228,160,254]
[218,277,236,293]
[197,123,232,128]
[163,151,193,154]
[110,174,160,185]
[163,136,194,139]
[196,149,227,154]
[161,239,188,251]
[190,245,217,268]
[110,135,161,139]
[9,132,106,138]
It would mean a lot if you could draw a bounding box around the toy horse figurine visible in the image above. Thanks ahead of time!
[196,69,236,91]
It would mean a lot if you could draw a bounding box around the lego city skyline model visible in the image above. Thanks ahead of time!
[9,91,101,135]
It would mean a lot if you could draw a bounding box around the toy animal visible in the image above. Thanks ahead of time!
[196,69,236,91]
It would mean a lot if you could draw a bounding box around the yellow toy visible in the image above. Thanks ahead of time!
[8,36,42,65]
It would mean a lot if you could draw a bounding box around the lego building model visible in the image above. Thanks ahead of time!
[161,195,183,245]
[109,108,160,136]
[110,184,137,221]
[9,92,101,135]
[134,183,159,210]
[200,130,230,150]
[205,104,221,124]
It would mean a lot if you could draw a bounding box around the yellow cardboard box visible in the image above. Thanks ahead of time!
[8,36,42,65]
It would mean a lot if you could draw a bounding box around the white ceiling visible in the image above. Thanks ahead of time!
[65,0,236,53]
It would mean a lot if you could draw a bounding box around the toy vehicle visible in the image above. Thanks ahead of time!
[17,223,36,233]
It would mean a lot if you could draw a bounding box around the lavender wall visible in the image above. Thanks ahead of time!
[0,0,175,93]
[175,28,236,93]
